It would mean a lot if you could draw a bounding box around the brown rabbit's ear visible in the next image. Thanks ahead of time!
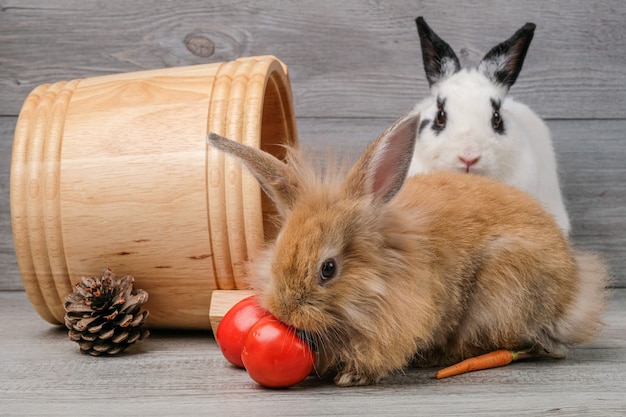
[207,133,299,214]
[344,111,420,204]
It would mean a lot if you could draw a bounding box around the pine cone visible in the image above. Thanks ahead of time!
[64,268,150,356]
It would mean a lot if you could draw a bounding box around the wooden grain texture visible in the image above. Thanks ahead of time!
[0,117,20,289]
[1,289,625,416]
[1,0,625,119]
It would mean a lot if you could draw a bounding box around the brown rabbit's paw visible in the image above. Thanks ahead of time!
[334,372,377,387]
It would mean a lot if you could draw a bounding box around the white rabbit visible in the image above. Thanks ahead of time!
[410,17,570,233]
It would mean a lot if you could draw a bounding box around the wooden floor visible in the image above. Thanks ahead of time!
[1,289,625,416]
[1,1,625,415]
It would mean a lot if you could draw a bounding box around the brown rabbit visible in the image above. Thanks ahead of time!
[207,111,610,387]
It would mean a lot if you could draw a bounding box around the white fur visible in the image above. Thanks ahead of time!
[409,69,571,233]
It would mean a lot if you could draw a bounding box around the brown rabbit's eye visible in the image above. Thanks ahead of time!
[319,258,338,284]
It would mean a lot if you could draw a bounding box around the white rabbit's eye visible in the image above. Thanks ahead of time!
[435,110,447,129]
[490,98,504,134]
[433,97,447,133]
[491,110,503,133]
[319,258,338,284]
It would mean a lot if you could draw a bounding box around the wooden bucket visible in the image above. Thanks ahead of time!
[10,55,297,329]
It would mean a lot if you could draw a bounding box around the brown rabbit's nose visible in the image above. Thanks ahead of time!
[459,155,480,171]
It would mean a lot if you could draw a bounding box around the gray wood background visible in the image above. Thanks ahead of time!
[1,0,625,290]
[1,1,625,415]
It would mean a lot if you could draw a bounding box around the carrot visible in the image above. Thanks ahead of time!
[435,350,515,379]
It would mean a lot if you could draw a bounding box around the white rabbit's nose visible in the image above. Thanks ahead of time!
[459,155,480,172]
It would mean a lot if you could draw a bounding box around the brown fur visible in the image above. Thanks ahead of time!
[207,113,611,387]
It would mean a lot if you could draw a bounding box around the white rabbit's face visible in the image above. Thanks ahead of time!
[409,70,519,183]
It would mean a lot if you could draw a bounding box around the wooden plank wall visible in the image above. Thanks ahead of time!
[1,0,625,291]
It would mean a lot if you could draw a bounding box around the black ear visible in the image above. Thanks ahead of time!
[415,17,461,87]
[478,23,536,89]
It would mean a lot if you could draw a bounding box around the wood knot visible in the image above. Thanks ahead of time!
[184,34,215,58]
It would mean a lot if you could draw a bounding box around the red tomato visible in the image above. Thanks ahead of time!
[215,296,269,368]
[241,316,316,388]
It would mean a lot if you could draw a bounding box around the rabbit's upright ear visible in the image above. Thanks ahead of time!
[344,112,420,204]
[207,133,299,215]
[478,23,536,90]
[415,17,461,87]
